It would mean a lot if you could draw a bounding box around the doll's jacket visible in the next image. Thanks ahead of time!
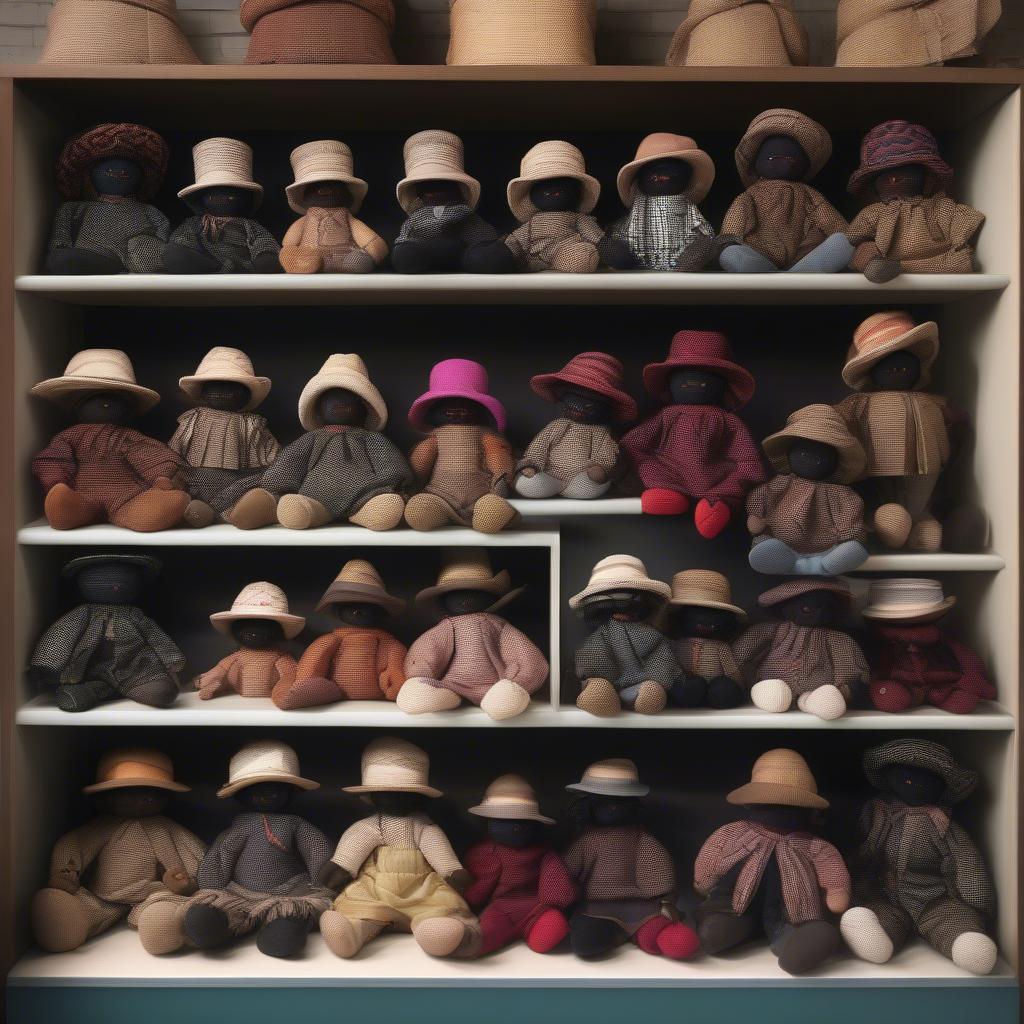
[289,625,406,702]
[197,647,297,700]
[575,618,678,691]
[464,841,577,918]
[170,215,280,270]
[609,192,715,271]
[869,623,996,699]
[516,419,621,483]
[747,473,866,552]
[170,407,280,472]
[282,206,388,264]
[503,211,604,270]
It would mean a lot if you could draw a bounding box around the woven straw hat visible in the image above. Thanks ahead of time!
[62,553,161,582]
[666,0,808,68]
[178,138,263,205]
[286,140,368,216]
[211,581,305,639]
[316,559,406,617]
[863,738,978,805]
[530,351,636,423]
[179,346,271,411]
[566,758,649,798]
[761,404,867,484]
[860,578,955,624]
[217,740,318,798]
[616,133,716,206]
[31,349,160,413]
[298,354,387,432]
[415,547,523,614]
[569,554,670,610]
[507,141,600,222]
[396,130,481,215]
[469,774,554,824]
[55,123,169,201]
[83,748,188,794]
[735,109,832,188]
[842,312,939,391]
[344,737,441,798]
[758,577,850,609]
[727,748,828,809]
[669,570,746,618]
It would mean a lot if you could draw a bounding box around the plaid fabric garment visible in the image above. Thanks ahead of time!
[609,194,715,272]
[576,618,679,691]
[331,813,463,879]
[397,204,497,245]
[169,216,280,272]
[49,199,169,272]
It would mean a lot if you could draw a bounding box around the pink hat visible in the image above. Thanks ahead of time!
[408,358,506,432]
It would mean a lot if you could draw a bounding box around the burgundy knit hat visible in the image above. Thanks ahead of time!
[56,123,170,201]
[530,351,637,423]
[847,120,953,197]
[643,330,755,410]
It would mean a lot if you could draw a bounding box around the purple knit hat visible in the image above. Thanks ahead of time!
[408,358,507,432]
[847,120,953,197]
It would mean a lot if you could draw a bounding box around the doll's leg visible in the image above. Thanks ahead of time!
[870,679,924,713]
[257,915,312,958]
[750,678,794,714]
[477,905,519,955]
[797,684,848,720]
[549,240,600,275]
[620,681,668,715]
[560,472,611,500]
[277,494,334,530]
[902,473,942,551]
[133,893,191,955]
[674,234,717,273]
[396,678,463,715]
[273,675,346,711]
[471,494,519,534]
[787,233,855,274]
[669,673,707,708]
[634,917,700,961]
[816,540,869,575]
[279,246,324,274]
[43,483,104,530]
[917,897,997,975]
[570,915,627,958]
[718,243,779,274]
[31,885,124,952]
[223,487,279,530]
[928,685,983,715]
[405,492,458,531]
[54,678,119,712]
[514,470,565,499]
[110,487,189,532]
[525,908,571,953]
[873,503,914,549]
[576,678,622,717]
[462,240,519,274]
[320,911,385,958]
[118,671,179,709]
[770,919,841,975]
[748,538,799,575]
[640,488,690,516]
[46,247,125,275]
[412,913,480,958]
[183,500,216,528]
[162,242,222,274]
[841,903,907,964]
[392,238,464,275]
[349,492,406,532]
[695,892,758,955]
[706,675,745,709]
[184,898,235,949]
[480,678,533,721]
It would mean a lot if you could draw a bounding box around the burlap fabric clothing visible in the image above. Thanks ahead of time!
[397,205,497,247]
[515,419,620,499]
[747,475,867,552]
[666,0,808,67]
[608,194,716,272]
[503,211,605,274]
[49,199,170,273]
[281,207,388,274]
[673,636,743,685]
[169,217,280,273]
[197,648,298,700]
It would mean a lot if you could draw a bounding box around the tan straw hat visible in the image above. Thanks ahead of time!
[396,130,481,215]
[344,737,442,798]
[179,346,271,411]
[727,749,828,809]
[415,547,524,614]
[735,109,832,188]
[617,133,716,205]
[297,354,388,432]
[761,404,867,484]
[31,348,160,413]
[285,140,368,216]
[842,312,939,391]
[566,758,649,798]
[217,740,318,798]
[669,570,746,618]
[507,141,600,221]
[666,0,808,68]
[83,748,188,794]
[316,559,406,617]
[210,581,305,640]
[469,774,554,824]
[569,554,670,610]
[178,138,263,206]
[860,578,955,624]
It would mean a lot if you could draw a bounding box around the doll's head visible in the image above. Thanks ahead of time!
[786,438,840,481]
[75,560,148,606]
[529,176,583,213]
[302,180,352,210]
[93,784,170,819]
[199,380,251,413]
[317,387,368,427]
[188,186,257,218]
[571,793,640,828]
[89,156,143,198]
[753,135,810,182]
[868,350,922,391]
[487,818,541,847]
[75,390,135,425]
[881,763,946,807]
[235,780,297,813]
[581,589,660,627]
[637,157,693,198]
[332,601,384,629]
[415,179,465,207]
[667,604,740,642]
[742,802,814,831]
[440,589,494,617]
[230,618,285,650]
[365,791,432,817]
[872,163,927,202]
[775,588,844,629]
[425,396,490,428]
[667,367,727,407]
[557,384,614,425]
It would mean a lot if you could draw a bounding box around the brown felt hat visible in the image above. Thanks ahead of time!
[669,569,746,618]
[316,559,406,617]
[83,748,188,794]
[758,577,851,609]
[842,312,939,392]
[469,774,555,824]
[616,133,715,205]
[761,404,867,484]
[415,548,523,614]
[735,109,832,188]
[727,748,828,809]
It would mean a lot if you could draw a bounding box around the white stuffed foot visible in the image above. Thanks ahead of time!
[396,678,462,715]
[750,679,793,714]
[480,679,531,720]
[951,931,998,975]
[797,684,847,721]
[840,907,894,964]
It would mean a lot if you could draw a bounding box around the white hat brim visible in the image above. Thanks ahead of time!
[179,372,271,411]
[861,595,955,623]
[298,370,387,432]
[210,610,306,640]
[569,577,670,611]
[217,772,319,798]
[31,376,160,413]
[179,179,264,209]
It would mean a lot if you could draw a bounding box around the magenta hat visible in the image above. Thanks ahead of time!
[408,358,507,432]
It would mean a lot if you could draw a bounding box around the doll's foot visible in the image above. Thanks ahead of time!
[874,503,913,549]
[31,888,89,952]
[272,676,344,711]
[633,681,668,715]
[257,916,308,958]
[111,487,189,532]
[777,920,840,975]
[277,494,333,530]
[45,247,124,275]
[697,910,756,955]
[674,235,716,273]
[183,499,216,529]
[320,911,361,958]
[349,493,405,531]
[137,900,188,955]
[707,675,745,709]
[637,919,700,961]
[576,678,622,717]
[279,245,323,274]
[748,538,798,575]
[413,917,466,957]
[472,494,518,534]
[864,258,902,284]
[526,909,570,953]
[951,932,998,975]
[44,483,101,530]
[931,687,982,714]
[480,678,532,720]
[819,540,869,575]
[54,679,117,712]
[163,242,221,274]
[694,498,732,539]
[225,488,278,530]
[641,488,689,516]
[870,679,916,713]
[907,516,942,552]
[514,469,564,499]
[840,907,894,964]
[463,240,518,274]
[550,240,600,274]
[669,674,707,708]
[396,678,462,715]
[184,903,232,950]
[797,684,847,721]
[404,493,455,531]
[750,679,793,714]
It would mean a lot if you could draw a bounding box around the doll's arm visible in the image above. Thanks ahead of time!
[517,421,562,473]
[272,653,298,691]
[577,214,605,245]
[496,622,548,693]
[48,820,116,891]
[404,621,455,681]
[123,432,183,487]
[831,631,870,691]
[811,196,850,237]
[245,220,281,259]
[944,821,996,917]
[419,821,465,881]
[619,415,662,467]
[32,429,79,490]
[730,623,773,682]
[636,832,676,902]
[249,417,282,466]
[693,824,737,896]
[592,427,622,474]
[827,485,867,544]
[292,632,343,684]
[538,851,578,908]
[169,217,203,249]
[648,635,684,688]
[575,628,616,683]
[30,606,92,685]
[350,217,389,264]
[364,433,415,493]
[720,195,755,241]
[810,837,851,914]
[948,203,985,250]
[134,610,186,674]
[259,434,314,495]
[141,205,171,241]
[168,821,207,882]
[49,203,82,250]
[408,434,439,485]
[296,819,333,881]
[378,634,409,701]
[502,223,529,265]
[746,481,771,535]
[715,419,768,506]
[330,818,382,877]
[947,638,997,700]
[846,207,884,272]
[281,219,306,249]
[198,822,247,889]
[195,651,239,700]
[482,431,515,490]
[462,843,501,908]
[461,212,498,245]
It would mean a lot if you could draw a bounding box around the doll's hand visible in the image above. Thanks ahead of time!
[599,235,638,270]
[446,869,472,893]
[518,466,538,479]
[251,252,284,274]
[825,888,850,914]
[713,234,742,256]
[863,258,901,284]
[318,862,352,891]
[586,465,609,484]
[747,514,766,535]
[49,868,80,894]
[152,476,179,492]
[162,867,196,896]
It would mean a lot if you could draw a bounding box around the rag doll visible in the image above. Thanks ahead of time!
[31,348,189,532]
[184,741,333,958]
[398,549,548,720]
[620,330,766,536]
[319,738,481,959]
[46,123,170,275]
[719,109,853,273]
[29,555,184,712]
[694,749,850,975]
[30,749,203,956]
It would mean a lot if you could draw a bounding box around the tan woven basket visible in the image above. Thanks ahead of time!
[666,0,808,67]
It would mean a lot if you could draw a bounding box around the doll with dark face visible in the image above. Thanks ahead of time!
[31,749,204,956]
[46,123,170,275]
[29,555,184,712]
[841,740,997,975]
[694,749,850,975]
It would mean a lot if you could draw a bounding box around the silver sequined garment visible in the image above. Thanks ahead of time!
[611,194,715,271]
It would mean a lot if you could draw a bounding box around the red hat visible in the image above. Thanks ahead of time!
[642,330,755,410]
[847,120,953,197]
[530,351,637,423]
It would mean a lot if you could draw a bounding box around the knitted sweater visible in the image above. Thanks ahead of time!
[169,407,280,472]
[331,813,463,879]
[49,199,169,272]
[563,825,675,907]
[291,625,407,701]
[516,419,620,483]
[747,474,866,552]
[576,618,679,691]
[672,635,742,684]
[196,647,298,700]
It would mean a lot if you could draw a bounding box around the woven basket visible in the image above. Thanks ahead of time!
[447,0,596,66]
[666,0,808,67]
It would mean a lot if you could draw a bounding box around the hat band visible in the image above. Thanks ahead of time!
[228,603,288,616]
[101,760,171,784]
[585,767,638,783]
[363,768,426,786]
[229,766,295,784]
[484,794,536,807]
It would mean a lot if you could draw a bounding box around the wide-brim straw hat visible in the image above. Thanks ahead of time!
[566,758,649,798]
[211,581,305,640]
[847,119,955,195]
[415,547,524,615]
[860,578,955,624]
[217,740,318,798]
[642,330,755,410]
[668,569,746,618]
[735,108,832,188]
[842,312,939,391]
[31,348,160,414]
[316,559,406,617]
[83,748,188,793]
[396,129,481,215]
[178,137,263,206]
[55,122,169,201]
[408,357,506,433]
[469,773,554,824]
[616,133,716,205]
[727,748,828,809]
[298,353,387,432]
[761,403,867,484]
[758,577,850,610]
[344,737,442,798]
[507,141,600,222]
[530,351,636,423]
[286,140,368,216]
[569,554,670,610]
[863,738,978,805]
[62,553,161,583]
[179,346,271,411]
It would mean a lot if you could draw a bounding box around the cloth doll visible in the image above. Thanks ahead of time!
[164,138,281,274]
[319,738,481,959]
[694,749,850,975]
[846,121,985,282]
[184,741,333,958]
[30,748,203,956]
[279,140,387,274]
[31,348,189,532]
[570,554,677,717]
[29,555,184,712]
[514,351,635,500]
[404,358,518,533]
[398,548,548,720]
[860,578,996,714]
[664,570,747,710]
[748,404,869,575]
[46,123,170,275]
[563,759,699,961]
[221,354,413,531]
[169,346,281,528]
[841,739,998,975]
[274,560,407,710]
[194,582,304,701]
[392,130,499,274]
[835,311,963,551]
[464,775,576,956]
[620,330,766,536]
[734,579,869,721]
[719,109,853,273]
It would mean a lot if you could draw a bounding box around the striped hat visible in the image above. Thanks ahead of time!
[566,758,649,798]
[569,554,670,610]
[841,311,939,391]
[860,578,955,624]
[344,737,442,798]
[470,774,554,824]
[848,120,954,196]
[863,738,978,804]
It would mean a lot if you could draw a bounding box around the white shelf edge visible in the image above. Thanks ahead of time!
[511,498,641,516]
[856,552,1006,571]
